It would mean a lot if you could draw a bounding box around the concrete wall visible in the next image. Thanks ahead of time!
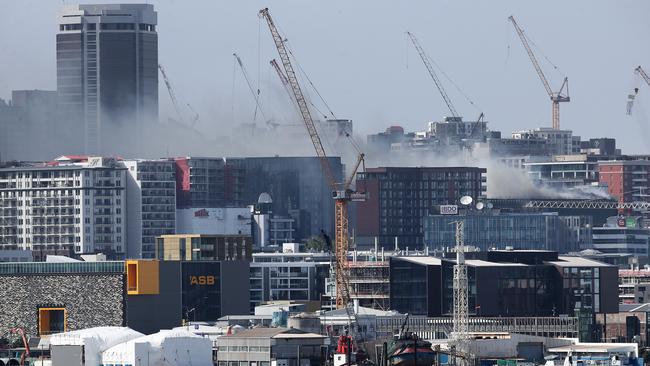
[0,274,124,337]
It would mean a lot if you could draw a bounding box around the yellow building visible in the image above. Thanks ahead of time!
[156,234,252,261]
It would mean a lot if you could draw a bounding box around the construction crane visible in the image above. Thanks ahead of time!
[159,64,201,127]
[636,66,650,88]
[259,9,366,317]
[509,16,570,130]
[629,66,650,115]
[270,58,296,106]
[158,64,183,122]
[233,53,267,121]
[406,31,460,119]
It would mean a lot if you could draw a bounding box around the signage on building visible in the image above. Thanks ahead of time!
[189,275,215,285]
[440,205,458,215]
[350,192,367,202]
[626,217,637,229]
[618,216,626,227]
[194,209,209,218]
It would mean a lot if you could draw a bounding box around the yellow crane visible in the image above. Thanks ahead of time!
[259,8,365,311]
[509,16,570,130]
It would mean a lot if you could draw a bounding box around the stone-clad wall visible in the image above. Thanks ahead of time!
[0,274,125,337]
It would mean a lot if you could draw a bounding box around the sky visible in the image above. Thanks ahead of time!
[1,0,650,153]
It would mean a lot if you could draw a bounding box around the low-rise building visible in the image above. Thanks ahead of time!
[592,216,650,260]
[250,252,330,312]
[389,251,618,318]
[0,259,249,338]
[215,328,326,366]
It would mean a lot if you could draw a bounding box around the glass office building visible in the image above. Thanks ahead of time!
[424,212,592,253]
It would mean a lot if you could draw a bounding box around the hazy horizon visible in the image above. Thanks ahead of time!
[2,0,650,154]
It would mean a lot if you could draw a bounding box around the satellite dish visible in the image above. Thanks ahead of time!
[460,196,473,206]
[486,202,494,209]
[476,202,484,210]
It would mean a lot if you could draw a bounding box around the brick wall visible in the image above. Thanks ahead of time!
[0,274,125,337]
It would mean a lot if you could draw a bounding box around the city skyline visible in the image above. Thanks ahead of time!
[1,0,650,154]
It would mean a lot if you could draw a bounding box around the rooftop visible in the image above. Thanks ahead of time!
[222,327,322,339]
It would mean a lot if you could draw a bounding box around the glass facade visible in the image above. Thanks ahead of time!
[424,213,586,252]
[181,262,221,321]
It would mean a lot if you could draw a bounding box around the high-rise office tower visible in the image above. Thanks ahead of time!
[57,4,158,155]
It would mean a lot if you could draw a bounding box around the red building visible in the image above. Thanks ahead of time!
[599,160,650,203]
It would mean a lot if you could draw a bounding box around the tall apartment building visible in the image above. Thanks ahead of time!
[123,160,175,258]
[0,157,127,259]
[355,167,487,249]
[174,157,245,208]
[599,160,650,203]
[57,4,158,154]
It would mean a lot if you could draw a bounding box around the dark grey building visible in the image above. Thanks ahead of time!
[241,157,344,241]
[57,4,158,154]
[355,166,487,249]
[389,251,618,318]
[0,90,62,161]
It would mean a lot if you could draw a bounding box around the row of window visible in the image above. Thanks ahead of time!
[59,23,156,32]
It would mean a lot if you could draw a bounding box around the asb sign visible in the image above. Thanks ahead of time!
[189,275,215,285]
[440,205,458,215]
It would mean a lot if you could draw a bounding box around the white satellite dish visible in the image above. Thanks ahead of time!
[486,202,494,209]
[476,202,484,210]
[459,196,473,206]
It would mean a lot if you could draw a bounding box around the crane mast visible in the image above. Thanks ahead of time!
[406,31,460,119]
[508,16,569,130]
[636,66,650,87]
[259,8,364,314]
[452,221,470,359]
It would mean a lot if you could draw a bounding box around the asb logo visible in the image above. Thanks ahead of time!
[190,275,215,285]
[194,209,209,218]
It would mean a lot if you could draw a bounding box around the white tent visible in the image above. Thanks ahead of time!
[102,329,212,366]
[49,326,144,366]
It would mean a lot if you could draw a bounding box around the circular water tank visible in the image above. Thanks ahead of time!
[288,313,321,333]
[258,192,272,204]
[6,359,19,366]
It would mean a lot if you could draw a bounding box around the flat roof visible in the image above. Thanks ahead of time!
[548,343,638,354]
[551,256,611,268]
[394,256,442,266]
[464,259,526,267]
[223,327,320,339]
